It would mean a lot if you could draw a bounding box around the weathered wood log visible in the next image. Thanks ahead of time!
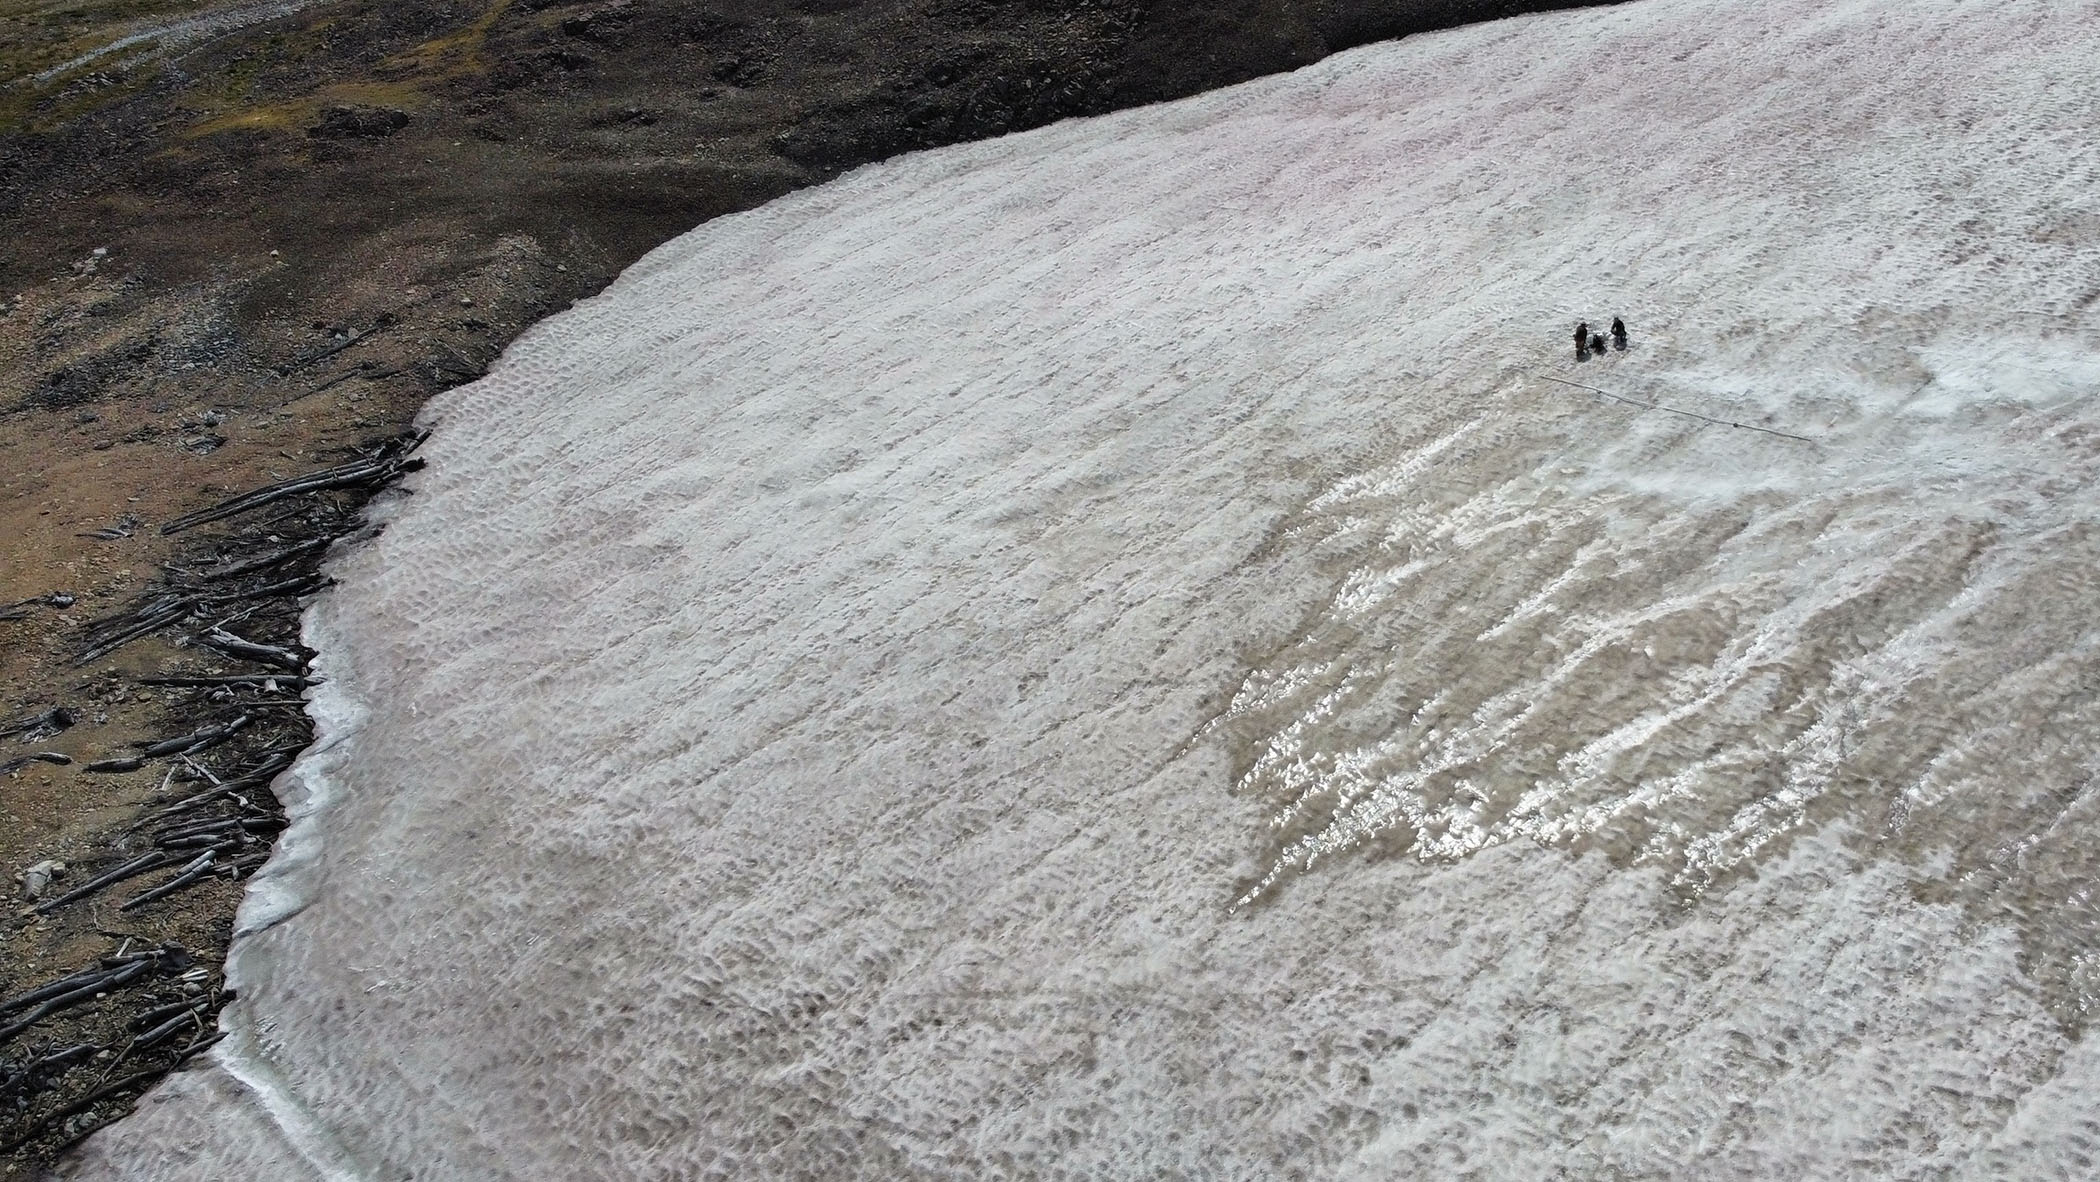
[133,1006,209,1049]
[31,851,173,914]
[147,787,241,820]
[156,832,248,851]
[186,536,331,583]
[196,628,305,671]
[74,599,197,665]
[0,706,73,741]
[202,573,330,605]
[29,1044,97,1074]
[81,591,189,635]
[100,944,188,970]
[135,714,254,758]
[118,852,219,912]
[145,749,299,822]
[167,459,389,532]
[129,1001,200,1031]
[160,431,427,536]
[137,674,316,689]
[0,961,152,1042]
[1,968,112,1017]
[275,322,385,376]
[154,817,271,844]
[82,757,146,774]
[296,363,376,399]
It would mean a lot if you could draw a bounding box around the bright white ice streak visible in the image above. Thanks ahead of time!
[68,0,2100,1176]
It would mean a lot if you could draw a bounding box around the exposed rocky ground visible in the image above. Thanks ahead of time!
[0,0,1591,1170]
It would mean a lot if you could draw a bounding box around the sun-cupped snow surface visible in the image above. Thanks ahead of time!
[68,0,2100,1177]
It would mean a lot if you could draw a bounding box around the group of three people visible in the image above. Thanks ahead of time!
[1575,318,1629,359]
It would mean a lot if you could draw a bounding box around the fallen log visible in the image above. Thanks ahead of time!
[74,599,197,665]
[157,831,251,851]
[31,851,173,914]
[0,961,152,1042]
[29,1044,97,1075]
[1,968,113,1017]
[153,817,267,844]
[119,852,220,912]
[128,1000,204,1031]
[101,945,189,971]
[133,1006,208,1049]
[148,783,253,821]
[135,714,254,759]
[196,628,305,671]
[160,431,427,536]
[0,707,74,741]
[275,321,386,376]
[187,537,331,583]
[137,674,315,689]
[81,591,189,635]
[202,573,331,605]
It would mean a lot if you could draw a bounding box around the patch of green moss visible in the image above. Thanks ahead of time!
[176,0,515,140]
[0,0,218,80]
[183,79,430,138]
[0,0,518,139]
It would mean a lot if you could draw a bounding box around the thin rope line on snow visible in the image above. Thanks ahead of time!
[1531,373,1817,444]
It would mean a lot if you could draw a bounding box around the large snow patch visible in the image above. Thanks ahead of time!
[70,0,2100,1176]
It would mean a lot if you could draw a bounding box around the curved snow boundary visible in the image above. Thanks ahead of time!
[66,0,2100,1176]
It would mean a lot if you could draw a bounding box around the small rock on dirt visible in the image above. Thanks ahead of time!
[17,860,66,900]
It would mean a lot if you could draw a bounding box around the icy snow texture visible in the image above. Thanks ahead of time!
[68,0,2100,1176]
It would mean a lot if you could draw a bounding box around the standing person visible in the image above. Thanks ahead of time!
[1611,317,1628,351]
[1574,321,1590,360]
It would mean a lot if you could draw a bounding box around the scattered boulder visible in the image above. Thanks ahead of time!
[536,48,595,72]
[711,56,768,87]
[560,3,634,42]
[307,105,412,139]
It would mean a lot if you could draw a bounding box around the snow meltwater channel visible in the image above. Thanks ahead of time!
[69,0,2100,1176]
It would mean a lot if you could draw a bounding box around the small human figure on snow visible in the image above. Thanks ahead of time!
[1590,331,1607,355]
[1574,321,1590,360]
[1611,318,1628,351]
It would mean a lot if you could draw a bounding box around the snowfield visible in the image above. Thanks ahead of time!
[68,0,2100,1176]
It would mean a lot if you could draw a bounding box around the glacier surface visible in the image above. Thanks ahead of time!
[68,0,2100,1176]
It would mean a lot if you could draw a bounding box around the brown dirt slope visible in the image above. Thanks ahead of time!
[0,0,1600,1171]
